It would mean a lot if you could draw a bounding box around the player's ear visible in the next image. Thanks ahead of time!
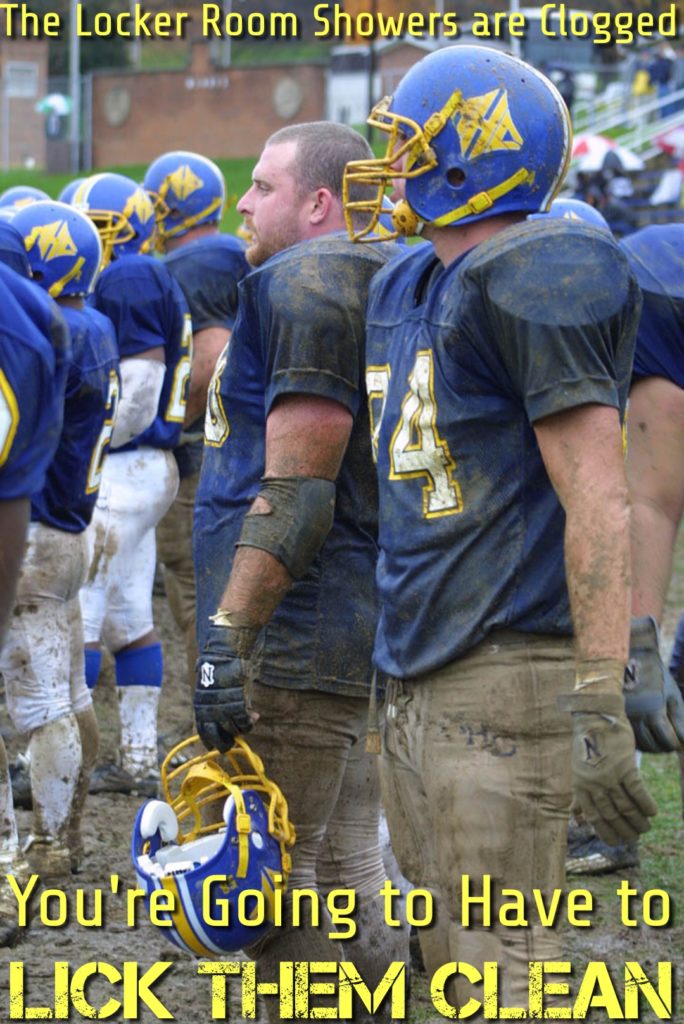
[309,187,334,226]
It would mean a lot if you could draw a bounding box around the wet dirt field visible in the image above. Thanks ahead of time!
[1,589,683,1022]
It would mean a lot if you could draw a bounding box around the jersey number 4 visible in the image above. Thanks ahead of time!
[367,350,463,519]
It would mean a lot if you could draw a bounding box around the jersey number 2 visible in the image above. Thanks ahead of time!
[165,315,193,423]
[86,369,121,495]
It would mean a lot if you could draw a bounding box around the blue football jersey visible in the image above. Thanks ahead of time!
[31,305,120,532]
[194,236,394,696]
[0,264,70,501]
[92,254,192,450]
[620,225,684,388]
[164,233,250,477]
[367,219,641,678]
[164,233,249,332]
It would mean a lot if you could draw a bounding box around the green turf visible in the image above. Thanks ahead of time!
[0,140,386,235]
[0,159,256,233]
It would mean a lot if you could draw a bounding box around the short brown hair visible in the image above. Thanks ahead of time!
[266,122,372,202]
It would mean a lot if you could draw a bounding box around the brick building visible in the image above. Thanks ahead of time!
[90,41,326,166]
[0,39,49,170]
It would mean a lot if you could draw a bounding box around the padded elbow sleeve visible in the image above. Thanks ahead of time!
[111,358,165,449]
[236,476,336,579]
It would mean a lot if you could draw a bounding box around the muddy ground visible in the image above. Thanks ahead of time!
[0,586,683,1022]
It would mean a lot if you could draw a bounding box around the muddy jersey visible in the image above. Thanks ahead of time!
[0,264,70,500]
[366,219,641,678]
[164,234,249,477]
[620,225,684,388]
[91,254,192,451]
[194,235,395,696]
[31,305,120,532]
[164,233,249,332]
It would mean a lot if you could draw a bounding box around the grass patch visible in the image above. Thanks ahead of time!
[229,40,332,65]
[0,135,390,234]
[137,39,190,71]
[0,158,256,233]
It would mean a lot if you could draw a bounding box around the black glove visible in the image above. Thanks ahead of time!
[624,616,684,753]
[194,616,259,753]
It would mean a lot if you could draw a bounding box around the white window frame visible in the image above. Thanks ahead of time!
[4,61,39,99]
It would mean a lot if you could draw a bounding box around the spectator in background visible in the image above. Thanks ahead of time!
[672,43,684,113]
[600,176,638,239]
[631,53,654,103]
[572,171,604,209]
[648,42,675,112]
[556,69,575,116]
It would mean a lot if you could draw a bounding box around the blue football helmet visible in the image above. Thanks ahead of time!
[620,224,684,301]
[58,177,87,205]
[0,185,50,209]
[72,172,156,266]
[344,44,571,240]
[529,197,610,232]
[0,220,31,278]
[12,200,103,298]
[144,151,225,252]
[236,219,254,246]
[131,736,296,957]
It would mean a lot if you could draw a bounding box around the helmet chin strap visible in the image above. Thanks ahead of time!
[432,167,535,228]
[393,166,535,236]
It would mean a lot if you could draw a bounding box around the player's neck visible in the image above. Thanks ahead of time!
[165,223,219,252]
[428,212,526,267]
[57,295,84,309]
[302,215,347,242]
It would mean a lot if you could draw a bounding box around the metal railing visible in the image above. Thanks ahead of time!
[568,82,684,227]
[571,85,684,161]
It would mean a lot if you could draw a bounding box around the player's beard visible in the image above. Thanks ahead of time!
[245,217,302,267]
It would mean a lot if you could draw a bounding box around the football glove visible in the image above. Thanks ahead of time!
[624,616,684,753]
[194,615,259,753]
[559,659,658,844]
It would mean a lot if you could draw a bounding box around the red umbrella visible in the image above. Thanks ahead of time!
[572,134,617,160]
[572,133,644,172]
[655,125,684,158]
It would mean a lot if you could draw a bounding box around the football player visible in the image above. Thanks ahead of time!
[0,201,119,879]
[620,225,684,744]
[74,172,192,796]
[343,45,655,1010]
[0,219,32,277]
[621,226,684,799]
[144,151,249,696]
[0,185,50,210]
[529,195,612,231]
[192,123,408,1016]
[0,257,71,943]
[568,224,684,872]
[58,177,87,205]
